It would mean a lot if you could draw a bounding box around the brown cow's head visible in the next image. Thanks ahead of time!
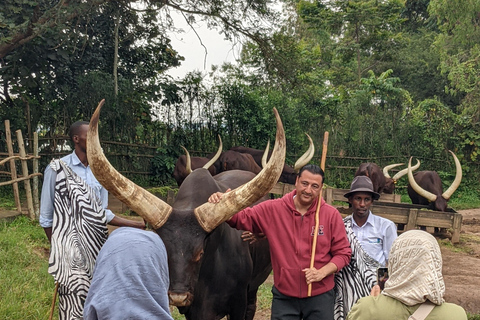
[87,99,286,307]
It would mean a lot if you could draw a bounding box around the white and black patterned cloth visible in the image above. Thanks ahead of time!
[334,216,380,320]
[47,160,108,320]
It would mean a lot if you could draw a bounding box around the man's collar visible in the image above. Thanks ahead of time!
[352,210,374,228]
[70,151,83,167]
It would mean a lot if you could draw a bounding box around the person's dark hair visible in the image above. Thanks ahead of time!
[298,164,325,183]
[69,121,89,141]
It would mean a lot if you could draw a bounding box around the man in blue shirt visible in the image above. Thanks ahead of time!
[40,121,145,241]
[344,176,397,267]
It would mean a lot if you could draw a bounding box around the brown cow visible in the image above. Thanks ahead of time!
[355,160,420,194]
[173,137,222,186]
[87,100,286,320]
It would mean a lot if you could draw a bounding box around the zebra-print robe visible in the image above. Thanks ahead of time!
[334,216,380,320]
[48,160,108,320]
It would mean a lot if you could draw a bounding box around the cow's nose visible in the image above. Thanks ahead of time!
[168,291,194,307]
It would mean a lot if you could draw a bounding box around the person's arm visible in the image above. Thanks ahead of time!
[302,262,338,284]
[108,215,146,229]
[383,221,398,264]
[39,164,56,243]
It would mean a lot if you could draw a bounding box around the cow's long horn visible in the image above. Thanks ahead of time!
[383,163,403,179]
[391,159,420,182]
[442,150,462,200]
[87,99,172,229]
[261,140,270,168]
[293,133,315,172]
[182,146,192,175]
[407,157,437,202]
[202,135,222,169]
[194,108,286,232]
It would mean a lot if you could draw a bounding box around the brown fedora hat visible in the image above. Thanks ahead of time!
[344,176,381,200]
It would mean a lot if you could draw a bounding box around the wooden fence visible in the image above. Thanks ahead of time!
[0,120,41,219]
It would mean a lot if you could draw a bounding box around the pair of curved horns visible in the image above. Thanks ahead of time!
[383,160,421,182]
[407,151,462,202]
[182,135,223,175]
[87,100,286,232]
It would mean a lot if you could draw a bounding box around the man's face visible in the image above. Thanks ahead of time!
[295,170,323,207]
[73,124,89,153]
[349,192,373,220]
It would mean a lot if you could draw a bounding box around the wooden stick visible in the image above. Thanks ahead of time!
[49,282,59,320]
[308,131,329,296]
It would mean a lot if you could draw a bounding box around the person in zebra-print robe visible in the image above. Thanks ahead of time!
[40,121,146,319]
[334,216,379,320]
[334,176,398,320]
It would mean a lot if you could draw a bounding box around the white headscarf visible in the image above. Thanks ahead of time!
[382,230,445,306]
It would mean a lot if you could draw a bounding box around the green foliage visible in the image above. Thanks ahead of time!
[151,145,178,186]
[429,0,480,110]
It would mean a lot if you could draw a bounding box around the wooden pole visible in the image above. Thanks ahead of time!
[33,132,40,219]
[5,120,22,213]
[16,129,34,219]
[307,131,329,296]
[49,282,59,320]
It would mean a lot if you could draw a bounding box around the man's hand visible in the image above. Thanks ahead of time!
[302,262,338,285]
[302,267,328,285]
[208,188,231,203]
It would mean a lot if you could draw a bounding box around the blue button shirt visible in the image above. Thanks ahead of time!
[351,212,397,266]
[39,151,115,228]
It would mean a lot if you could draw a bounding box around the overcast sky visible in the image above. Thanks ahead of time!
[166,12,241,79]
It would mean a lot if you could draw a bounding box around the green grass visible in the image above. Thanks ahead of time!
[0,216,57,320]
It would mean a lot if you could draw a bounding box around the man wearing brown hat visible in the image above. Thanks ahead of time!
[343,175,397,268]
[334,176,398,319]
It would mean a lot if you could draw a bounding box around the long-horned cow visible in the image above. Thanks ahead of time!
[355,160,420,194]
[230,133,315,184]
[407,151,462,212]
[173,138,223,186]
[87,100,286,320]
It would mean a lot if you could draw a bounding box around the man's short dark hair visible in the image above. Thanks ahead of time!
[69,121,89,141]
[298,164,325,183]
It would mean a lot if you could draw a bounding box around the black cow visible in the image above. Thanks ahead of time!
[407,151,462,212]
[173,138,222,186]
[87,100,286,320]
[355,160,420,194]
[219,150,262,174]
[231,133,314,184]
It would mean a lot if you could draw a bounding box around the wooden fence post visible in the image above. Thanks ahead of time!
[16,130,35,219]
[33,132,40,219]
[5,120,22,213]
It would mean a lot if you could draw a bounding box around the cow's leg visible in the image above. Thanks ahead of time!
[245,289,258,320]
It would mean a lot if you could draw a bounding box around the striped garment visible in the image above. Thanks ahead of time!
[334,216,380,320]
[48,160,108,320]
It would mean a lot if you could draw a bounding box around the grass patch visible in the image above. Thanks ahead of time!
[0,216,57,320]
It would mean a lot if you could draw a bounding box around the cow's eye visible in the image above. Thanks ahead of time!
[193,250,204,262]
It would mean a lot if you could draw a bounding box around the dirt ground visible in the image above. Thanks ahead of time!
[3,196,479,316]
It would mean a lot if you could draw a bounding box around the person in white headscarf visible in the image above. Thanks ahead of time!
[83,227,173,320]
[346,230,467,320]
